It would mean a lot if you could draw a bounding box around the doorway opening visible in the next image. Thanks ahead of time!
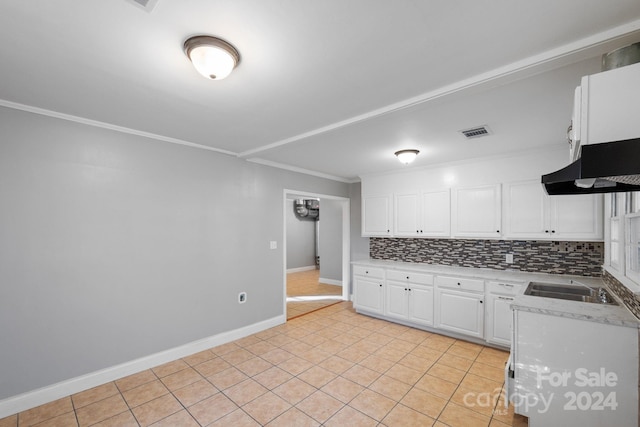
[283,190,350,320]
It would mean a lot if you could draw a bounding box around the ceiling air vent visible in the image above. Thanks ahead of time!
[125,0,159,12]
[460,125,491,139]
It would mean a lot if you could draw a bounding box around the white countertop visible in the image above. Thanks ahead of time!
[352,259,640,328]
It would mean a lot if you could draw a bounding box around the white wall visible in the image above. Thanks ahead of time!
[0,106,350,401]
[350,182,369,262]
[349,182,369,295]
[361,147,570,196]
[285,199,316,270]
[318,199,342,283]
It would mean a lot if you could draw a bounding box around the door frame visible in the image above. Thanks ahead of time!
[283,189,351,316]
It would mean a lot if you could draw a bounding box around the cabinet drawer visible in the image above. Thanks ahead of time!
[487,281,524,296]
[386,270,434,285]
[353,265,385,279]
[436,276,484,292]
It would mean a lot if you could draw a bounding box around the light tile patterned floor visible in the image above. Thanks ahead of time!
[1,302,527,426]
[287,270,343,320]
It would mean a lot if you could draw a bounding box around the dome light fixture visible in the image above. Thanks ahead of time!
[183,35,240,80]
[394,149,420,164]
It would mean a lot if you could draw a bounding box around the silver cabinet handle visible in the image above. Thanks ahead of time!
[498,296,514,301]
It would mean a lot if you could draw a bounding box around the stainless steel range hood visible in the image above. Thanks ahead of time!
[542,138,640,195]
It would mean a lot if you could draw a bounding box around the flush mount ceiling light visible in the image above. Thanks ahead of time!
[394,149,419,164]
[183,35,240,80]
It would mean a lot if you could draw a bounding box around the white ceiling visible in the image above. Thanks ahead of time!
[1,1,640,182]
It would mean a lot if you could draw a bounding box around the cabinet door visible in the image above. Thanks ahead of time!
[408,285,434,326]
[421,189,450,237]
[435,288,484,338]
[451,184,501,238]
[486,294,514,347]
[385,281,409,320]
[354,277,384,314]
[549,194,603,240]
[362,195,392,236]
[394,192,420,237]
[503,180,547,238]
[581,62,640,146]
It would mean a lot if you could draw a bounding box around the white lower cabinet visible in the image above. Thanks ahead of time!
[385,270,434,326]
[353,266,384,315]
[353,264,523,344]
[485,281,523,347]
[435,276,485,339]
[435,288,485,338]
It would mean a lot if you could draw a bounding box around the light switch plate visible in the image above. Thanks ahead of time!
[270,241,277,250]
[506,254,514,264]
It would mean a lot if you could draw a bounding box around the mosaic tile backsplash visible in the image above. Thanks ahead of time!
[603,271,640,319]
[370,238,604,277]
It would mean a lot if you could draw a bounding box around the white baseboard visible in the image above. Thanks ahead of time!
[0,314,286,419]
[319,278,343,286]
[286,265,317,273]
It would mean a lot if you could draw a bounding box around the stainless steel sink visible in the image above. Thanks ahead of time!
[524,281,618,305]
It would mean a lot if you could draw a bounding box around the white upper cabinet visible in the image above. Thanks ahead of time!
[503,179,603,240]
[394,192,420,237]
[550,193,603,240]
[503,180,547,238]
[394,189,450,237]
[451,184,502,238]
[576,62,640,150]
[421,189,451,237]
[361,157,603,240]
[362,194,392,236]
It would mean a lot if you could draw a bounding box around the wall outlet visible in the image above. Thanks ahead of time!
[238,292,247,304]
[269,241,277,250]
[506,254,514,264]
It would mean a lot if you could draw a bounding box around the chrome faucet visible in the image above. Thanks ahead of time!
[598,287,610,304]
[570,279,611,303]
[570,279,596,297]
